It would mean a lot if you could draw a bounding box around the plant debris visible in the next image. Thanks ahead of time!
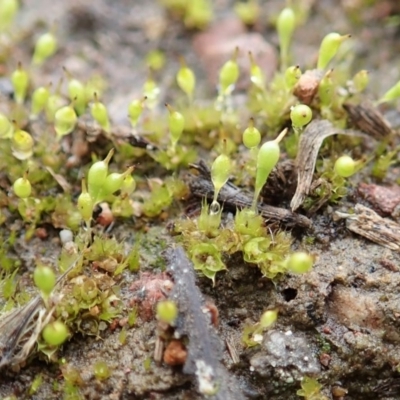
[189,161,311,228]
[166,246,245,399]
[335,204,400,250]
[290,119,359,212]
[343,102,392,139]
[0,258,80,370]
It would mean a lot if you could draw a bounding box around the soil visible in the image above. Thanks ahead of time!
[1,1,400,400]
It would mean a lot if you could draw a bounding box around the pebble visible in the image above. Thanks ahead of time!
[193,18,277,91]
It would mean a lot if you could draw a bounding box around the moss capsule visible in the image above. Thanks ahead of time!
[318,69,334,106]
[128,97,146,127]
[277,7,296,69]
[103,166,134,196]
[352,69,369,93]
[11,129,34,160]
[13,175,32,198]
[211,152,232,204]
[285,65,301,89]
[290,104,312,128]
[317,32,350,70]
[91,94,110,132]
[94,361,110,380]
[176,61,196,99]
[218,48,239,95]
[87,149,114,200]
[42,321,69,346]
[32,32,57,65]
[287,252,313,274]
[0,112,13,138]
[0,0,19,31]
[234,0,259,26]
[33,265,56,295]
[156,300,178,324]
[67,77,87,115]
[54,105,77,138]
[249,51,265,88]
[78,179,94,222]
[334,155,356,178]
[243,119,261,149]
[260,310,278,329]
[31,86,50,117]
[11,63,29,104]
[143,78,160,110]
[252,128,287,210]
[166,104,185,147]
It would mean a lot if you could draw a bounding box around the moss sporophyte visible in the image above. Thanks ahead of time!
[0,1,399,382]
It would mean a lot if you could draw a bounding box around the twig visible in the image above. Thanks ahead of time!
[189,161,312,229]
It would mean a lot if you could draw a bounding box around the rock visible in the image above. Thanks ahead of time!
[193,18,278,91]
[358,182,400,216]
[250,330,320,382]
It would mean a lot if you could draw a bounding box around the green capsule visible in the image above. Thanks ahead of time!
[54,105,77,138]
[32,32,57,65]
[87,149,114,200]
[211,152,232,204]
[45,92,65,122]
[234,0,259,26]
[11,129,34,160]
[166,104,185,147]
[317,32,350,70]
[156,300,178,324]
[260,310,278,329]
[352,70,369,93]
[121,175,136,196]
[103,166,134,195]
[290,104,312,128]
[11,63,29,104]
[128,97,146,127]
[287,251,313,274]
[93,361,111,381]
[249,51,265,88]
[318,69,334,106]
[42,321,69,346]
[33,265,56,295]
[0,112,13,138]
[0,0,19,31]
[67,78,86,115]
[285,65,301,89]
[176,61,196,99]
[31,85,50,117]
[252,128,287,210]
[143,78,160,110]
[13,175,32,198]
[334,155,356,178]
[242,119,261,149]
[91,95,110,132]
[77,179,93,222]
[218,48,239,95]
[277,7,296,69]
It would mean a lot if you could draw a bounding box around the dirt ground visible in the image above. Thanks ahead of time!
[1,1,400,399]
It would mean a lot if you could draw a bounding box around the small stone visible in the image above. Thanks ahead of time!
[193,18,277,91]
[319,352,331,367]
[59,229,73,244]
[358,183,400,215]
